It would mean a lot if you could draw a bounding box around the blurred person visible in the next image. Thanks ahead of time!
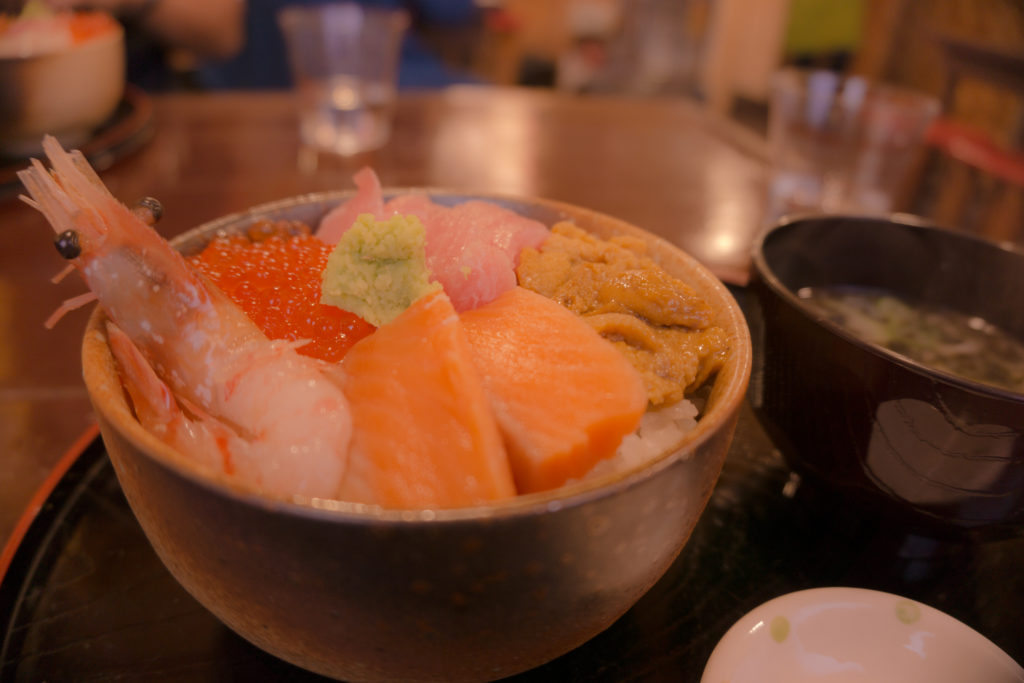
[47,0,245,89]
[198,0,481,90]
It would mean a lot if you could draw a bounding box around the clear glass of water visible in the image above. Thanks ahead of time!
[278,3,409,156]
[766,68,939,222]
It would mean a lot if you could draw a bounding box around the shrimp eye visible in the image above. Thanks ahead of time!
[134,196,163,225]
[54,230,81,260]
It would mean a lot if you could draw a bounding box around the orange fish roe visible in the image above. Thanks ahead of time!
[190,222,375,363]
[68,12,120,44]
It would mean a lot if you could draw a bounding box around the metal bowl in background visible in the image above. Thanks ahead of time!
[749,214,1024,538]
[0,16,124,156]
[81,192,752,683]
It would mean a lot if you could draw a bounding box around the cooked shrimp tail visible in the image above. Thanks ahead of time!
[107,322,238,477]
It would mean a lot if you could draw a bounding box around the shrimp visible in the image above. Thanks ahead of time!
[105,321,244,477]
[19,136,353,499]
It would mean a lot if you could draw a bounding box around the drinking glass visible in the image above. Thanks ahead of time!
[278,3,409,156]
[767,68,939,220]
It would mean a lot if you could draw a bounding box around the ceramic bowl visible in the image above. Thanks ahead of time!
[701,587,1024,683]
[81,192,752,682]
[0,14,124,156]
[749,214,1024,537]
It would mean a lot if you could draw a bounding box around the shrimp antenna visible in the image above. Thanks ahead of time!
[16,158,76,233]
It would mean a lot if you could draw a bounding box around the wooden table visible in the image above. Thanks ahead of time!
[0,86,770,572]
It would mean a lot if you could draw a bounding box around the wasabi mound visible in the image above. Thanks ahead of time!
[321,213,441,326]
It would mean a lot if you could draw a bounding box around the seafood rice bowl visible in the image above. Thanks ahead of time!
[21,137,751,682]
[1,7,124,155]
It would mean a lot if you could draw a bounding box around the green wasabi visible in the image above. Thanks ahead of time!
[320,213,441,327]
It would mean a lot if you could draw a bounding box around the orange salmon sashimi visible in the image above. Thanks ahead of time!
[339,290,516,508]
[461,287,648,494]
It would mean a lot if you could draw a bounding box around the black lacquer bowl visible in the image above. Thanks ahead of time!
[750,214,1024,538]
[81,192,751,683]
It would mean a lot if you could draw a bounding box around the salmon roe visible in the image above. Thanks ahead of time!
[189,220,375,363]
[68,12,119,44]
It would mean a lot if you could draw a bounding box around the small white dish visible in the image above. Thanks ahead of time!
[701,587,1023,683]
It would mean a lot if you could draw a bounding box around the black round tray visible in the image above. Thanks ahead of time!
[2,396,1021,681]
[0,85,155,200]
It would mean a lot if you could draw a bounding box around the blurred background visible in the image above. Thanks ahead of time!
[128,0,1023,146]
[116,0,1021,240]
[7,0,1024,234]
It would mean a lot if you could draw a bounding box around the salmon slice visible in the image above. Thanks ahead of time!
[338,290,516,508]
[460,287,648,493]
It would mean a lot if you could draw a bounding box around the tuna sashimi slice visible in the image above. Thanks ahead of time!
[338,290,516,508]
[382,194,550,312]
[316,167,384,244]
[319,179,550,312]
[383,195,550,263]
[460,287,648,494]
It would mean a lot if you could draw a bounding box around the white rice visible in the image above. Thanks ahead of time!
[582,397,703,481]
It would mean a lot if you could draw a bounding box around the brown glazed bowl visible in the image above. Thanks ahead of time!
[81,192,752,683]
[750,214,1024,539]
[0,17,124,156]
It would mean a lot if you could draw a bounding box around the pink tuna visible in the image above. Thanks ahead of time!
[316,167,385,244]
[317,170,550,312]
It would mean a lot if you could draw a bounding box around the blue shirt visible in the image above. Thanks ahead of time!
[198,0,480,90]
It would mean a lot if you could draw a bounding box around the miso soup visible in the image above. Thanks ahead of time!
[798,286,1024,394]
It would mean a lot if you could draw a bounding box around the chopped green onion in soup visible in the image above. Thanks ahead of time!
[798,287,1024,394]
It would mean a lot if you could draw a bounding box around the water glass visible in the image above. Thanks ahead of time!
[278,3,409,156]
[767,68,939,220]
